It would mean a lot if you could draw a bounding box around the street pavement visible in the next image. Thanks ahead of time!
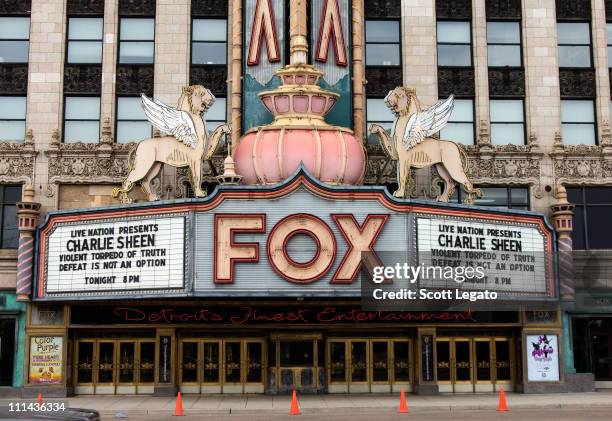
[2,391,612,420]
[122,408,612,421]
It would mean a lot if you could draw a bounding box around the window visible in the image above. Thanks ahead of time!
[206,97,226,132]
[192,19,227,65]
[116,97,151,143]
[366,98,395,144]
[0,97,26,142]
[0,17,30,63]
[365,20,400,66]
[119,18,155,64]
[487,21,521,67]
[567,187,612,249]
[608,24,612,67]
[557,22,591,68]
[439,99,473,145]
[437,21,471,67]
[561,100,596,145]
[0,185,21,249]
[67,17,103,64]
[490,99,525,144]
[450,186,529,210]
[64,96,100,143]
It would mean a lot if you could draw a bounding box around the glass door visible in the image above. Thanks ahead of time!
[474,338,492,392]
[116,341,136,394]
[96,341,116,394]
[328,340,348,393]
[75,341,95,394]
[494,338,514,391]
[138,341,156,393]
[392,340,412,392]
[178,338,265,394]
[277,338,318,394]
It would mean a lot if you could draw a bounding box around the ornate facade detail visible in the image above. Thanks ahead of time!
[555,0,591,20]
[191,0,228,17]
[438,68,475,97]
[63,65,102,95]
[45,142,135,185]
[477,119,491,147]
[0,136,37,184]
[436,0,472,19]
[189,66,228,96]
[559,69,596,97]
[0,64,28,94]
[0,0,31,14]
[116,65,154,96]
[488,68,525,97]
[67,0,105,15]
[365,67,403,97]
[552,149,612,187]
[364,0,401,18]
[174,155,225,198]
[119,0,156,16]
[485,0,521,19]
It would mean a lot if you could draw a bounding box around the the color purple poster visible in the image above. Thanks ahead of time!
[526,334,559,381]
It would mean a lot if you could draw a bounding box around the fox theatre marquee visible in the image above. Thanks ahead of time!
[29,171,559,396]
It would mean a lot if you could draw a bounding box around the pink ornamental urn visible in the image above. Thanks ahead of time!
[234,64,366,185]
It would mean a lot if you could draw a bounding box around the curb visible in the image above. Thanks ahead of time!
[97,402,612,416]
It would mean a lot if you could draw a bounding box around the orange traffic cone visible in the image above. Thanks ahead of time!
[173,391,185,416]
[399,387,409,414]
[36,393,43,404]
[497,385,508,412]
[289,389,301,415]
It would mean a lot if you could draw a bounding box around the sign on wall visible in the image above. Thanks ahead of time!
[29,336,63,385]
[416,216,552,296]
[43,216,186,297]
[526,334,560,381]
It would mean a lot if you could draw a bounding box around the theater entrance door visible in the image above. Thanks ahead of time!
[271,334,322,394]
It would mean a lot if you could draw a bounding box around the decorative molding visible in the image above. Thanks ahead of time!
[559,69,596,98]
[0,0,30,15]
[190,65,228,97]
[191,0,228,17]
[436,0,472,20]
[555,0,591,20]
[363,0,400,18]
[45,138,135,185]
[175,155,225,198]
[365,67,403,97]
[118,0,155,16]
[485,0,521,19]
[438,68,475,97]
[0,130,37,185]
[488,68,525,97]
[116,65,154,96]
[0,64,28,95]
[67,0,105,15]
[63,65,102,95]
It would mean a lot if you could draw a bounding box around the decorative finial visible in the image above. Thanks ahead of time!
[51,129,60,145]
[101,117,113,144]
[477,119,490,146]
[553,131,564,152]
[24,129,34,146]
[216,138,243,185]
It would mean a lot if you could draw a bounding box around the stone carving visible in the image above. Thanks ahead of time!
[112,85,230,203]
[0,131,37,184]
[436,0,472,19]
[119,0,155,16]
[190,66,228,96]
[369,87,482,203]
[555,0,591,20]
[559,69,596,98]
[67,0,104,15]
[364,0,400,18]
[0,64,28,94]
[0,0,31,15]
[191,0,228,17]
[116,65,154,96]
[486,0,521,18]
[64,65,102,94]
[488,68,525,97]
[365,67,403,97]
[438,68,475,97]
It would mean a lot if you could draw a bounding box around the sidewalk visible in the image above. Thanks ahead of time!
[9,390,612,416]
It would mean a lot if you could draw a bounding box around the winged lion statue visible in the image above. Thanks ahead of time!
[369,87,482,204]
[112,85,230,203]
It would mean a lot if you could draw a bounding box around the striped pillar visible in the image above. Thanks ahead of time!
[16,185,41,301]
[550,185,576,301]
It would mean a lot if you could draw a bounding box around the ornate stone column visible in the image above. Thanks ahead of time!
[230,0,242,152]
[550,185,575,300]
[289,0,308,64]
[16,186,42,301]
[351,0,365,141]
